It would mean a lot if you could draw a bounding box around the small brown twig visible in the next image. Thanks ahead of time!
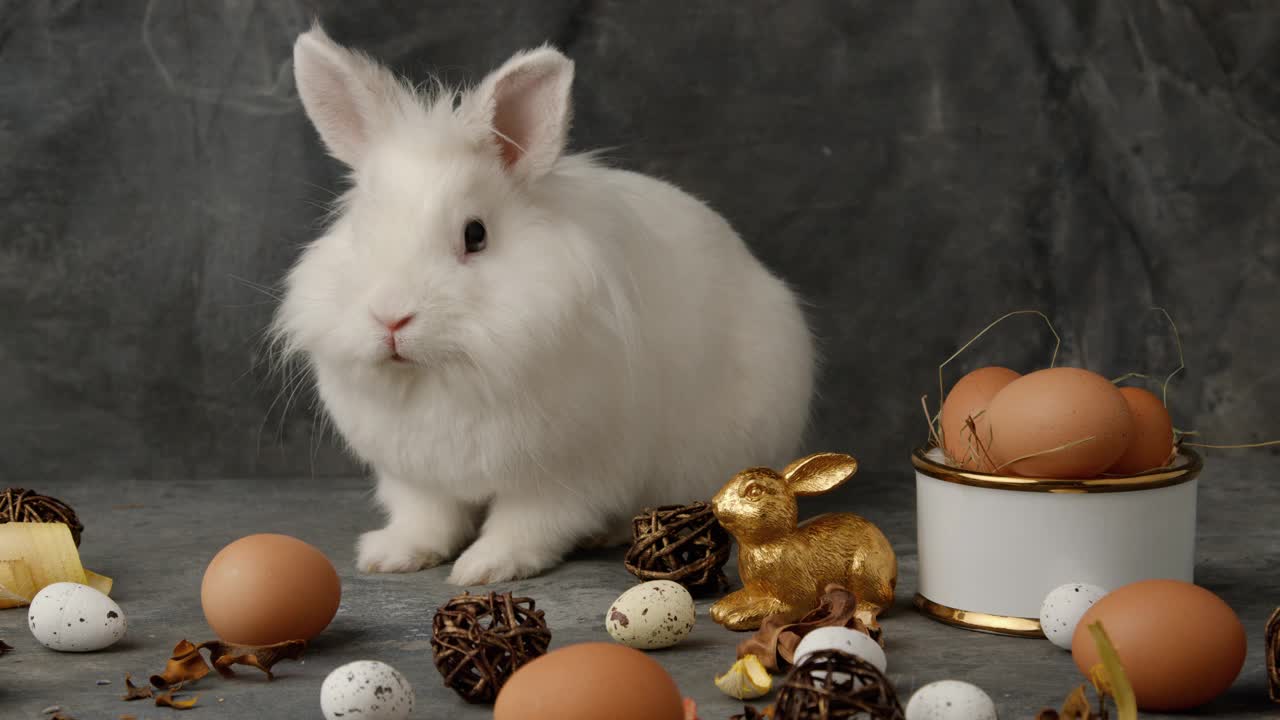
[937,310,1061,436]
[994,436,1097,473]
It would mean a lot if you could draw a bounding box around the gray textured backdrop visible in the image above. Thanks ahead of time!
[3,0,1278,484]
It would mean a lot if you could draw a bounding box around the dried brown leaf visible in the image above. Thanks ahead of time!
[1036,711,1061,720]
[155,688,199,710]
[1061,685,1093,720]
[121,673,154,701]
[198,639,307,680]
[120,715,137,720]
[49,713,77,720]
[149,639,211,689]
[737,584,875,672]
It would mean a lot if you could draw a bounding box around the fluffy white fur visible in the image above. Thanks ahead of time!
[277,25,816,585]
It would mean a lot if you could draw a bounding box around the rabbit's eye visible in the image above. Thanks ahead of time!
[743,484,764,500]
[463,219,487,253]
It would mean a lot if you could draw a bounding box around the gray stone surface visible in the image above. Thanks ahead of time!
[2,456,1276,719]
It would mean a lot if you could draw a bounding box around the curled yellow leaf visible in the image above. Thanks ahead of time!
[84,569,113,596]
[0,559,36,608]
[1087,621,1137,720]
[0,522,86,604]
[716,654,773,700]
[1060,685,1091,720]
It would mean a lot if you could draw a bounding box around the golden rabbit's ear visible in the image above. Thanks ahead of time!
[781,452,859,496]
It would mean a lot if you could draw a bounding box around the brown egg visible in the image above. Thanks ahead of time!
[494,642,684,720]
[985,367,1134,478]
[940,366,1021,471]
[201,533,341,645]
[1106,387,1175,474]
[1072,579,1246,711]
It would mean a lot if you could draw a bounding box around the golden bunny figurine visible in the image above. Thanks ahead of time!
[709,452,897,631]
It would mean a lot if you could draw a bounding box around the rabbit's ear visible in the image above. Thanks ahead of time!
[782,453,859,496]
[471,45,574,181]
[293,24,406,168]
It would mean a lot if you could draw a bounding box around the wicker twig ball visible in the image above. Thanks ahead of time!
[0,488,83,546]
[624,501,732,596]
[431,591,551,704]
[773,649,905,720]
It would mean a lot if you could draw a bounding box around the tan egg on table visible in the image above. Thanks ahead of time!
[495,642,685,720]
[905,680,998,720]
[27,582,127,652]
[605,580,696,650]
[1072,579,1246,711]
[201,533,341,646]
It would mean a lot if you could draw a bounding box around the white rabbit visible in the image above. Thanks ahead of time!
[275,24,815,585]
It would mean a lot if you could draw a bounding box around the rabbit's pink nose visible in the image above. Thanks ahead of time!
[376,313,415,332]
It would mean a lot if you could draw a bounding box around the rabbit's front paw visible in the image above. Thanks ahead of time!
[447,535,554,586]
[356,528,447,573]
[710,591,787,630]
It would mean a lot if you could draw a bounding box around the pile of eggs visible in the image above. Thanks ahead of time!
[13,519,1250,718]
[779,625,998,720]
[790,577,1248,716]
[1039,578,1246,712]
[940,366,1175,477]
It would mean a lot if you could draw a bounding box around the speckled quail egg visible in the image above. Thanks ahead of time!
[321,660,414,720]
[906,680,998,720]
[605,580,696,650]
[27,582,127,652]
[1040,582,1108,650]
[793,626,887,673]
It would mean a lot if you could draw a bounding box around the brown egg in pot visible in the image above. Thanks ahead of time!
[1107,386,1175,474]
[940,366,1021,471]
[985,367,1134,478]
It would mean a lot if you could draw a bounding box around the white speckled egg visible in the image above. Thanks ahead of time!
[27,582,127,652]
[793,626,887,673]
[1039,583,1108,650]
[321,660,414,720]
[906,680,998,720]
[605,580,696,650]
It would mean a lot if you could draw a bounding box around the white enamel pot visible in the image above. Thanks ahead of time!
[912,446,1201,637]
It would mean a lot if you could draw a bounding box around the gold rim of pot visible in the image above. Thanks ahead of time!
[911,445,1203,494]
[913,594,1044,638]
